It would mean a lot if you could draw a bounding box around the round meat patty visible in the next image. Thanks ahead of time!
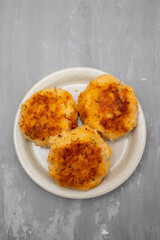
[78,74,138,140]
[47,126,112,190]
[19,88,78,147]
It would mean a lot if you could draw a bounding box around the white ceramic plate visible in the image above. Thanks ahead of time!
[13,67,146,199]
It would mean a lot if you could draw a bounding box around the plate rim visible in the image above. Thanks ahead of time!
[13,67,147,199]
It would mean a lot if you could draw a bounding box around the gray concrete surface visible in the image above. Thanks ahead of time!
[0,0,160,239]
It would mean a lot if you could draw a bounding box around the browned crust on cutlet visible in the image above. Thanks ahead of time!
[48,126,112,190]
[19,88,78,147]
[78,74,138,140]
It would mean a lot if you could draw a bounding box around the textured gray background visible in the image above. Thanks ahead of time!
[0,0,160,239]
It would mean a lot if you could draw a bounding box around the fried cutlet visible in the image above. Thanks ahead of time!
[78,74,138,140]
[19,88,78,147]
[47,126,112,190]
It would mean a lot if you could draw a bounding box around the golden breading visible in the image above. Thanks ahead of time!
[78,74,138,140]
[19,88,78,147]
[47,126,112,190]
